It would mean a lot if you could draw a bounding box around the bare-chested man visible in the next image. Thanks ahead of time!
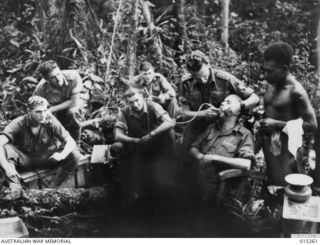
[260,42,317,186]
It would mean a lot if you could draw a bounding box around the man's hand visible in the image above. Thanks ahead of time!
[199,107,220,119]
[139,134,153,144]
[199,154,212,166]
[50,152,65,162]
[221,102,241,115]
[259,118,284,132]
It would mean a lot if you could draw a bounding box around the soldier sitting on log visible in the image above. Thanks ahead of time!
[110,87,175,205]
[190,94,254,205]
[0,96,81,197]
[131,61,180,119]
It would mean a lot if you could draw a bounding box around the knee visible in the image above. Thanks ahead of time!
[3,144,18,164]
[67,149,82,166]
[60,150,82,172]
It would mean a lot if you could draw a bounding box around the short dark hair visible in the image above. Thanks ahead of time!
[36,60,59,78]
[27,96,49,110]
[139,61,153,72]
[263,42,293,67]
[123,87,141,99]
[186,50,209,72]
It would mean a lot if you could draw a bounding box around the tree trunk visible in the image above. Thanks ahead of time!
[174,0,187,81]
[125,0,139,80]
[175,0,187,53]
[221,0,230,51]
[140,0,154,34]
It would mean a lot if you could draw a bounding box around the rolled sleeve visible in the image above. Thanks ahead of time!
[0,117,22,143]
[236,132,254,160]
[228,76,254,100]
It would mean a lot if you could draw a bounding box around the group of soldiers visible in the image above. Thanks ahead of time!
[0,42,317,209]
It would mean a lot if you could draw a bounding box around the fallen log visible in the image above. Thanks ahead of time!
[0,185,115,237]
[0,185,113,217]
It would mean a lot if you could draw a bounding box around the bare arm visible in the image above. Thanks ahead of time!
[114,128,140,144]
[49,93,81,113]
[242,93,260,109]
[190,147,251,170]
[147,113,174,137]
[205,154,251,170]
[292,87,317,133]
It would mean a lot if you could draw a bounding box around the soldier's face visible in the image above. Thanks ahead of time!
[190,65,210,84]
[127,93,144,112]
[141,68,155,83]
[263,60,286,85]
[29,105,48,124]
[46,67,64,87]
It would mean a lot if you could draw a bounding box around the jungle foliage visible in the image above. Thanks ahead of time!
[1,0,319,116]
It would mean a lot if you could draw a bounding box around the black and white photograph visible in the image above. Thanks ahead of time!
[0,0,320,241]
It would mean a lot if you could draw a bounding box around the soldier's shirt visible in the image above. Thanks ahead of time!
[179,67,254,110]
[33,70,83,106]
[115,100,169,138]
[0,113,70,157]
[191,122,254,160]
[131,73,176,98]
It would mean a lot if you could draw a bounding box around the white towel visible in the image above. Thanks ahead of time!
[282,118,304,158]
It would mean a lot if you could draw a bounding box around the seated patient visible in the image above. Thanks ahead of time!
[0,96,81,193]
[110,87,175,202]
[190,94,254,203]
